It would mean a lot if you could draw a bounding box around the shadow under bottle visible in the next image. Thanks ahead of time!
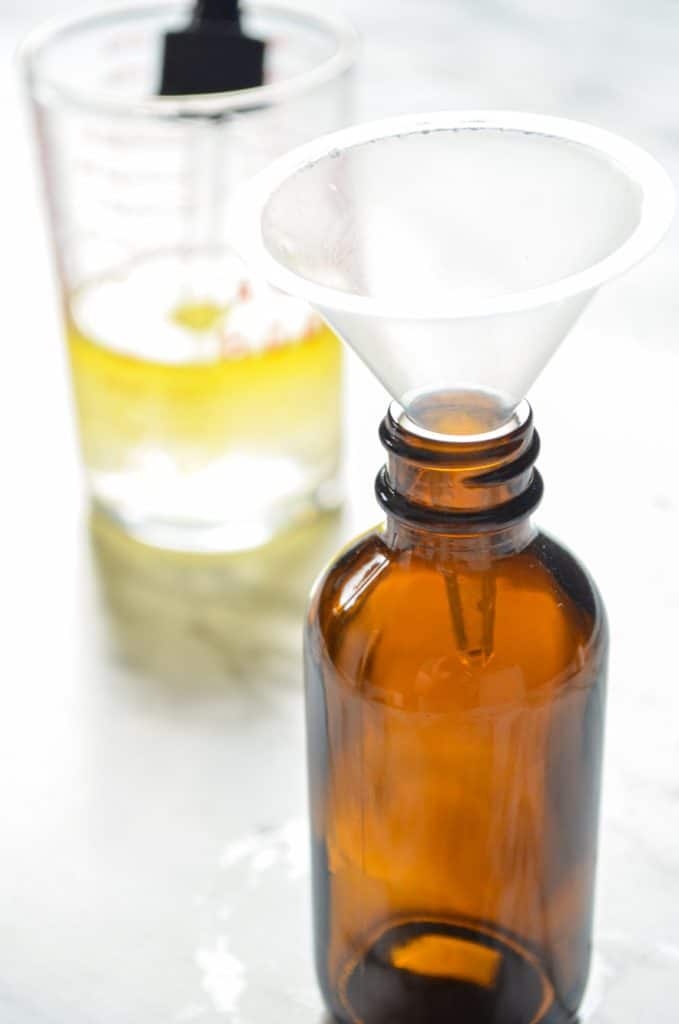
[304,402,608,1024]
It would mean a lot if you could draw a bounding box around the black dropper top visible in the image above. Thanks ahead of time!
[159,0,265,96]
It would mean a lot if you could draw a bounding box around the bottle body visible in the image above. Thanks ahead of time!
[304,407,608,1024]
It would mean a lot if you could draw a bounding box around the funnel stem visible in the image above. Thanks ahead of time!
[443,563,496,668]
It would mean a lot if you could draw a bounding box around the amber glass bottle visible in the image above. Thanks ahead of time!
[305,402,607,1024]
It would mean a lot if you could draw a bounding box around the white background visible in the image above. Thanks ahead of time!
[0,2,678,1021]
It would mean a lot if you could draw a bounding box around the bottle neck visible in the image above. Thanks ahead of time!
[375,400,543,560]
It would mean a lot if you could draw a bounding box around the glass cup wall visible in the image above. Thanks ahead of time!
[23,2,357,551]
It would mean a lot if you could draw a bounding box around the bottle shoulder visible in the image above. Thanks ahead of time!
[307,526,390,627]
[528,529,606,626]
[310,527,604,624]
[306,526,607,702]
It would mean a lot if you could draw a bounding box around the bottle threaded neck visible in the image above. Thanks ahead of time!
[375,400,543,533]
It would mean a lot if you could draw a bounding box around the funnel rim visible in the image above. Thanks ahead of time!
[230,110,675,320]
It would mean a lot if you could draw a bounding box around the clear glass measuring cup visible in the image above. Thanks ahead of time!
[22,1,357,552]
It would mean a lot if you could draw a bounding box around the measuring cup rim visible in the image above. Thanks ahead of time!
[20,0,359,119]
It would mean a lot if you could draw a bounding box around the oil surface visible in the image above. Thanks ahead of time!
[65,256,342,539]
[68,304,340,454]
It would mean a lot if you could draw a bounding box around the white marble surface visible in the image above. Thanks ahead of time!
[1,1,679,1021]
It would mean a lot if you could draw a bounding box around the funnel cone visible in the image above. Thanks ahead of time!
[230,112,674,434]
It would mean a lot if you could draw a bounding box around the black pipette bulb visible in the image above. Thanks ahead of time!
[159,0,265,96]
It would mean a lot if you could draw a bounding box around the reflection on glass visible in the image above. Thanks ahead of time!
[89,505,344,694]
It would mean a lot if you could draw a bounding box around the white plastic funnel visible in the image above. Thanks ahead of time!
[230,112,674,434]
